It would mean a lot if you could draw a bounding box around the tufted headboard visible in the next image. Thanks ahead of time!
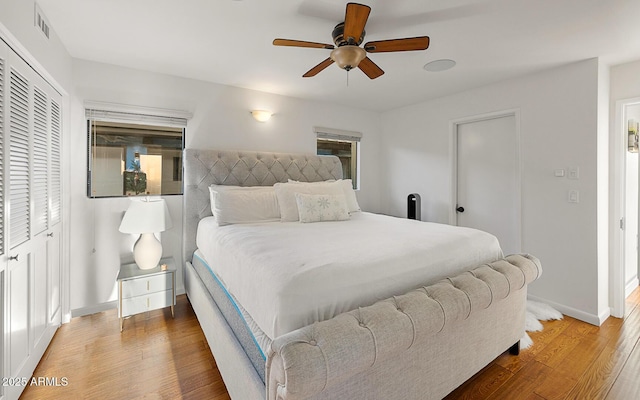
[182,149,343,262]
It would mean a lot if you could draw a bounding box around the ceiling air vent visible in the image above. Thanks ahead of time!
[34,3,50,40]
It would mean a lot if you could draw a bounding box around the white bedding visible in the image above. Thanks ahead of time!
[196,212,503,339]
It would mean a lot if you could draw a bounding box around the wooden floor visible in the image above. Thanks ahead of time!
[21,289,640,400]
[21,295,230,400]
[446,286,640,400]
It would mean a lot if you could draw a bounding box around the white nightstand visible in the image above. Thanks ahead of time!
[117,256,176,332]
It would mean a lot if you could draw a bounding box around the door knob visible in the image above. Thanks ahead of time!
[456,206,465,213]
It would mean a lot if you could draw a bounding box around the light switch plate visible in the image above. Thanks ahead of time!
[568,167,579,180]
[569,190,579,203]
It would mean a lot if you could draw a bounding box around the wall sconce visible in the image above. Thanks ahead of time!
[251,110,273,122]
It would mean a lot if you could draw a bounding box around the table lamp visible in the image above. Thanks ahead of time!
[119,197,172,270]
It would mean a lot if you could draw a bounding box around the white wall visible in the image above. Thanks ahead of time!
[0,1,72,91]
[2,0,629,324]
[0,1,385,316]
[596,60,610,320]
[611,60,640,101]
[380,59,608,324]
[69,60,383,314]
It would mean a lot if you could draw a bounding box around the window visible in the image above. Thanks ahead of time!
[86,104,190,198]
[315,127,361,189]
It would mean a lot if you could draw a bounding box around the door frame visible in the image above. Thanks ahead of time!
[611,97,640,318]
[449,109,523,252]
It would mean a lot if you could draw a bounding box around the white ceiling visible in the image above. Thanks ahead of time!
[37,0,640,112]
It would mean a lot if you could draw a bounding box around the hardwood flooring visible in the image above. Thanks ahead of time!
[446,286,640,400]
[21,289,640,399]
[20,295,230,400]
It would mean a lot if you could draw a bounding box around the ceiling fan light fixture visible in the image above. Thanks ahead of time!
[330,45,366,71]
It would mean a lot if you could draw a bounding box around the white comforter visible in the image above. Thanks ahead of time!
[196,212,503,339]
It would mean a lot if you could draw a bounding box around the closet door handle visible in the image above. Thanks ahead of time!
[9,254,19,261]
[456,206,465,213]
[47,232,54,237]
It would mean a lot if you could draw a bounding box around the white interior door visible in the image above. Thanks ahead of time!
[454,113,520,255]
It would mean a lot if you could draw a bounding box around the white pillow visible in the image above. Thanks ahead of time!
[274,181,345,222]
[295,193,349,223]
[288,179,336,183]
[209,185,280,225]
[338,179,360,213]
[287,179,360,213]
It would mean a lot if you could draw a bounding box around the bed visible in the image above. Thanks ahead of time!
[182,149,542,400]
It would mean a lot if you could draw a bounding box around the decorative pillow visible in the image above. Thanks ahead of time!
[209,185,280,225]
[287,179,360,213]
[274,181,344,222]
[294,193,350,223]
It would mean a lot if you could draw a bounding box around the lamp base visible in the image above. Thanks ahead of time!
[133,233,163,270]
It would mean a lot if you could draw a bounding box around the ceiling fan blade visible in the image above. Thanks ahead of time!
[273,39,334,50]
[303,58,335,77]
[343,3,371,44]
[358,57,384,79]
[364,36,430,53]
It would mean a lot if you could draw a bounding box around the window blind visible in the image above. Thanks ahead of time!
[84,101,191,128]
[314,126,362,142]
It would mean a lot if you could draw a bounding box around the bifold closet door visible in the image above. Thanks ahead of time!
[1,38,62,400]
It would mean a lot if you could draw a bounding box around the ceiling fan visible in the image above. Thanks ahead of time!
[273,2,430,79]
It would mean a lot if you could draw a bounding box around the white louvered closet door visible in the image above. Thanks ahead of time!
[8,67,30,249]
[48,99,62,324]
[1,38,62,400]
[0,41,7,400]
[32,86,49,236]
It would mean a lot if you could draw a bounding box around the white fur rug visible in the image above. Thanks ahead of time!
[521,300,563,349]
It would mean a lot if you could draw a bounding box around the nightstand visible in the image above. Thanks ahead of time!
[117,256,176,332]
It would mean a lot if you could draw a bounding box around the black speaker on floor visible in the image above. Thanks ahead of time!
[407,193,421,220]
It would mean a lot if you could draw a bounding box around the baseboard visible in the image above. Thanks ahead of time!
[625,276,639,298]
[71,300,117,318]
[527,294,605,326]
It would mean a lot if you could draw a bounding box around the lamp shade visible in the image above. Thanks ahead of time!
[119,198,172,270]
[119,198,173,234]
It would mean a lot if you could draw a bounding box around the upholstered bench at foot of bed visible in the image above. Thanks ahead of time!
[266,254,542,400]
